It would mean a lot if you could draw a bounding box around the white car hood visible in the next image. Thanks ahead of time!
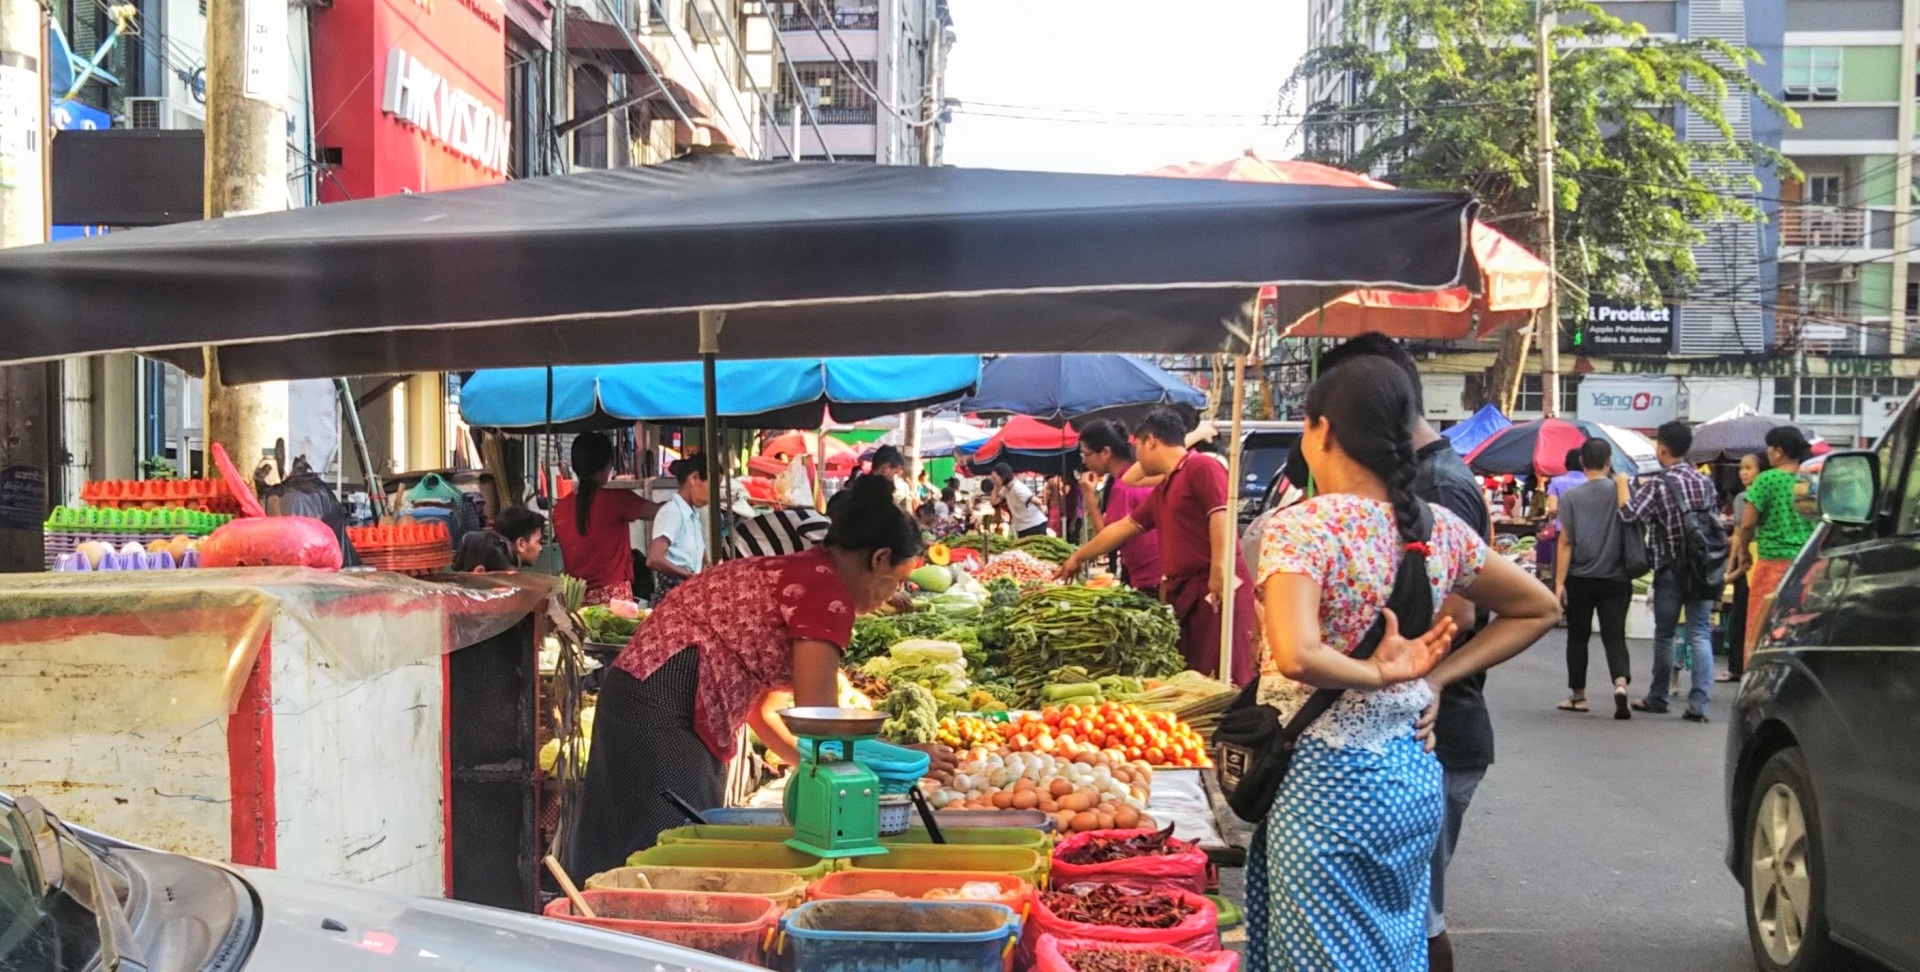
[236,866,765,972]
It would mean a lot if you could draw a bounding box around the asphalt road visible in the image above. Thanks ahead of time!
[1443,629,1755,971]
[1218,628,1758,971]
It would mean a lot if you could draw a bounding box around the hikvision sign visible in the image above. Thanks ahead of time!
[1577,375,1680,427]
[381,48,509,176]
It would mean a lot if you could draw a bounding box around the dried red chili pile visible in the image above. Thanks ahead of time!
[1062,949,1203,972]
[1055,823,1185,865]
[1039,884,1195,928]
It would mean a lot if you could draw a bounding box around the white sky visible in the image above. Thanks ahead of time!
[941,0,1310,174]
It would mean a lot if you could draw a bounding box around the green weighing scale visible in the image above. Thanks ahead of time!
[779,707,891,860]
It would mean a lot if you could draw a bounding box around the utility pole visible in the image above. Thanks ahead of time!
[1534,0,1561,418]
[1794,253,1808,422]
[203,0,288,480]
[0,0,48,571]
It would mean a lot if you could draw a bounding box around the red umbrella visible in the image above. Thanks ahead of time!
[1465,418,1593,477]
[968,416,1080,464]
[761,431,861,468]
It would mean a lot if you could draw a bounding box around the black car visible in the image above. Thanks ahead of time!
[1725,393,1920,972]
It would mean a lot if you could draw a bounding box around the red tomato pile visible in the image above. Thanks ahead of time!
[1003,702,1212,768]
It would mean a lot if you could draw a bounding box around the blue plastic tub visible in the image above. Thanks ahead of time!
[779,899,1019,972]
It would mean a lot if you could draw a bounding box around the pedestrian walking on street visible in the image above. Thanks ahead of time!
[1719,452,1764,681]
[1537,448,1586,580]
[1246,357,1560,972]
[1730,427,1815,663]
[1620,421,1725,722]
[1554,438,1637,718]
[1297,333,1499,972]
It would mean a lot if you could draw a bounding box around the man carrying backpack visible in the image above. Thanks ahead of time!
[1618,421,1728,722]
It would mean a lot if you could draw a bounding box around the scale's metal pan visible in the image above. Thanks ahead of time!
[779,707,889,737]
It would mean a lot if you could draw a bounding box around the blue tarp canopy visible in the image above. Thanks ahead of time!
[1441,403,1512,455]
[459,356,981,432]
[956,354,1207,427]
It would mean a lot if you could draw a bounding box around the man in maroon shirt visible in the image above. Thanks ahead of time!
[1057,409,1256,685]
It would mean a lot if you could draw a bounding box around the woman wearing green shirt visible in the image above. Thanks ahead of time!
[1732,427,1815,661]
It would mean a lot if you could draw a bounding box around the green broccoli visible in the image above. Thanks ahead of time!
[880,682,939,745]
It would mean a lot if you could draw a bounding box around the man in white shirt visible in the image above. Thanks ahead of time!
[646,457,709,602]
[991,462,1050,537]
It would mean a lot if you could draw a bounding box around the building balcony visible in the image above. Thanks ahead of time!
[771,104,877,126]
[1781,204,1869,249]
[772,1,878,31]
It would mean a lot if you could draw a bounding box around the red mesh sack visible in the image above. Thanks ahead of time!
[1051,828,1210,895]
[1020,886,1219,968]
[199,516,344,570]
[1033,936,1240,972]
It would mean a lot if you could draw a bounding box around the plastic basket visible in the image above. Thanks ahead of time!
[656,824,796,846]
[586,866,808,909]
[884,827,1052,857]
[847,845,1045,887]
[807,869,1032,915]
[542,888,781,964]
[779,899,1019,972]
[627,840,841,882]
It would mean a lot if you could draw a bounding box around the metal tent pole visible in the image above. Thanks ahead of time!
[700,310,726,563]
[1217,341,1250,685]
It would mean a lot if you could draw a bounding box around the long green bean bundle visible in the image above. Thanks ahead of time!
[980,585,1184,704]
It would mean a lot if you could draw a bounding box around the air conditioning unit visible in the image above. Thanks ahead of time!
[125,96,205,131]
[1837,265,1859,283]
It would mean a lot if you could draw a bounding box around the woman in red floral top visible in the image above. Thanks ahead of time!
[567,475,933,879]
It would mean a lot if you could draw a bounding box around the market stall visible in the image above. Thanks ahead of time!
[0,154,1486,946]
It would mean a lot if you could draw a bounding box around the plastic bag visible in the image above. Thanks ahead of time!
[198,516,344,570]
[1020,888,1219,968]
[1033,936,1239,972]
[1050,828,1210,896]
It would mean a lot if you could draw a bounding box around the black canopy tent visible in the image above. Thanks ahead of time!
[0,154,1481,586]
[1,156,1478,377]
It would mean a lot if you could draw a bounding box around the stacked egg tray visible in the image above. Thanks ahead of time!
[43,505,232,569]
[347,522,453,575]
[81,478,245,514]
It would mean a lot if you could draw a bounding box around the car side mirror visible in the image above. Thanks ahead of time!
[1817,451,1879,526]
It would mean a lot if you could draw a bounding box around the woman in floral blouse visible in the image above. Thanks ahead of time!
[1246,357,1559,972]
[568,475,946,880]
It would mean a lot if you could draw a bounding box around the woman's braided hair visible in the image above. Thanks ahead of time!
[1305,356,1430,545]
[1304,356,1435,633]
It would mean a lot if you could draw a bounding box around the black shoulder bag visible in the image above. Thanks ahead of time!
[1211,507,1436,824]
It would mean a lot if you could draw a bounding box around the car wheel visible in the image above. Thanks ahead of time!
[1745,747,1834,972]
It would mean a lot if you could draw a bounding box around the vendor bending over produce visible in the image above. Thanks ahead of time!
[567,474,956,880]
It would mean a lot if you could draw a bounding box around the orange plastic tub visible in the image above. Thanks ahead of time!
[807,870,1032,915]
[541,888,782,965]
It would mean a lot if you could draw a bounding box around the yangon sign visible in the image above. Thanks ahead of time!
[381,48,510,177]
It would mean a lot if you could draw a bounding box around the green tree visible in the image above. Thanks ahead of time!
[1288,0,1797,404]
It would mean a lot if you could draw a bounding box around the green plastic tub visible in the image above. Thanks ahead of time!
[656,824,797,846]
[847,845,1045,887]
[627,840,840,882]
[882,827,1052,857]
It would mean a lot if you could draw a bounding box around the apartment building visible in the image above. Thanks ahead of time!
[761,0,953,163]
